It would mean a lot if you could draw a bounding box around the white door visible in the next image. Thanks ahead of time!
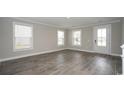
[94,25,111,54]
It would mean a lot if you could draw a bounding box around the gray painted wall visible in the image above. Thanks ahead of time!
[0,18,4,59]
[0,18,123,60]
[67,27,94,51]
[122,18,124,44]
[0,18,67,59]
[111,22,122,54]
[67,22,122,55]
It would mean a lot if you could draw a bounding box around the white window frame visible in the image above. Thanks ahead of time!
[93,24,111,54]
[57,30,65,46]
[13,22,33,52]
[72,30,82,46]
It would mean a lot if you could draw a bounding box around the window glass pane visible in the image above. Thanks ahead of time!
[58,31,64,46]
[97,29,102,37]
[73,31,81,46]
[14,23,33,50]
[15,25,32,37]
[15,38,32,49]
[98,41,102,46]
[102,28,106,37]
[97,28,106,47]
[102,40,106,46]
[97,37,102,46]
[101,28,106,47]
[102,37,106,47]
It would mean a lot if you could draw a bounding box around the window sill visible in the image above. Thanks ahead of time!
[13,48,33,52]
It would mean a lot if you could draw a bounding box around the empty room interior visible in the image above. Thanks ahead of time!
[0,17,124,75]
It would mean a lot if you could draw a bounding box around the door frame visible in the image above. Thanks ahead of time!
[93,24,111,54]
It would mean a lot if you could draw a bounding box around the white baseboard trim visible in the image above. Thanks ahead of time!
[121,55,124,58]
[0,48,66,62]
[66,48,121,57]
[111,54,121,57]
[0,48,121,62]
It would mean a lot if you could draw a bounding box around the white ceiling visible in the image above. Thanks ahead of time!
[15,17,121,29]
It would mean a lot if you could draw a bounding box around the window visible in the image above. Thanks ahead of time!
[97,28,106,47]
[57,30,64,46]
[73,30,81,46]
[13,22,33,51]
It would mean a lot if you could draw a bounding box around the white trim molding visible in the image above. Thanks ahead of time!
[0,48,66,62]
[71,20,120,29]
[121,44,124,74]
[72,29,82,46]
[66,48,121,57]
[13,22,34,52]
[57,30,65,46]
[121,44,124,49]
[93,24,111,54]
[11,17,60,28]
[0,48,121,63]
[11,18,121,29]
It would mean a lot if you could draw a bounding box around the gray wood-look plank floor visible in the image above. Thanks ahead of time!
[0,50,122,75]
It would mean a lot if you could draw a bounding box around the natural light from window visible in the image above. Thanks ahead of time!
[14,23,33,51]
[73,31,81,46]
[58,31,64,46]
[97,28,106,47]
